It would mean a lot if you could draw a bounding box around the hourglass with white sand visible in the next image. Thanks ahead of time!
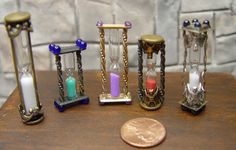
[5,12,44,124]
[180,19,210,115]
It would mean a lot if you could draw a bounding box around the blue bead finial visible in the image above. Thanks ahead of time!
[194,21,201,28]
[96,21,103,27]
[183,20,190,27]
[192,19,199,23]
[53,45,61,55]
[124,21,132,28]
[76,39,87,50]
[49,43,55,51]
[76,39,82,46]
[79,41,87,50]
[203,20,210,27]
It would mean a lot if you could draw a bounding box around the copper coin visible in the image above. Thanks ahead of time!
[120,117,166,148]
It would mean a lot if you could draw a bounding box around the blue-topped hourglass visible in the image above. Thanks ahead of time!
[49,39,89,112]
[180,19,210,115]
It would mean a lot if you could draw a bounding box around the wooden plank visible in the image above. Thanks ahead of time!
[0,71,235,150]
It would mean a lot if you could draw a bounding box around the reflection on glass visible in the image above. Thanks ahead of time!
[109,29,121,97]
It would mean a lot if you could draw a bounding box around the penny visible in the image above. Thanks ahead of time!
[120,117,166,148]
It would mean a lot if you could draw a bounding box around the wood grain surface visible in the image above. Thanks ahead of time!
[0,71,236,150]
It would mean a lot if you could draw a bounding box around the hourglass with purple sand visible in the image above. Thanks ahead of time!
[97,21,132,105]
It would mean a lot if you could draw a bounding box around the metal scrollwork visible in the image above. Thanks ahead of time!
[6,21,32,39]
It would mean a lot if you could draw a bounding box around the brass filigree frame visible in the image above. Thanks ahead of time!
[138,35,165,110]
[5,12,44,124]
[49,40,89,112]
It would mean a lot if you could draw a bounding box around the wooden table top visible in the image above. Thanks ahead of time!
[0,71,236,150]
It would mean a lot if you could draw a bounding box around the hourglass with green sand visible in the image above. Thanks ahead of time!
[49,39,89,112]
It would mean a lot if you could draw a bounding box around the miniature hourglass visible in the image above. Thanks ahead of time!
[180,19,210,115]
[49,39,89,112]
[138,35,166,110]
[96,21,132,105]
[4,12,44,124]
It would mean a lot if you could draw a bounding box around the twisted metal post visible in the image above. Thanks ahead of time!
[182,31,188,87]
[55,55,64,102]
[160,44,166,101]
[203,33,208,89]
[138,40,144,100]
[76,51,84,95]
[99,28,107,94]
[122,28,128,95]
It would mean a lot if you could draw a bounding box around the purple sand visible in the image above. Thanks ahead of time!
[110,73,120,97]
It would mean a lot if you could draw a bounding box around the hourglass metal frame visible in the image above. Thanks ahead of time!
[138,35,166,110]
[96,21,132,105]
[179,19,210,115]
[5,12,44,124]
[49,39,89,112]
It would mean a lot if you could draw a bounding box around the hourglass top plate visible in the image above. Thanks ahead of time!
[97,24,129,29]
[183,27,209,34]
[141,35,164,44]
[5,12,30,24]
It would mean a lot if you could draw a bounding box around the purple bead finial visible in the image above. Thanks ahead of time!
[96,21,103,27]
[124,21,132,29]
[53,45,61,55]
[49,43,55,51]
[76,39,87,50]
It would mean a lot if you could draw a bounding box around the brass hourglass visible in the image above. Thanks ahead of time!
[4,12,44,124]
[138,35,166,110]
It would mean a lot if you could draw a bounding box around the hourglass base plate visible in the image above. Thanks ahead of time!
[139,101,162,111]
[18,104,44,125]
[54,95,89,112]
[179,100,207,115]
[99,93,132,105]
[23,113,44,125]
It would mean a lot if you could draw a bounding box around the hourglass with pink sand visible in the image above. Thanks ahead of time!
[138,35,166,110]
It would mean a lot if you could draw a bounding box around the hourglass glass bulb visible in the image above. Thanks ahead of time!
[64,53,77,99]
[108,29,121,97]
[146,55,157,92]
